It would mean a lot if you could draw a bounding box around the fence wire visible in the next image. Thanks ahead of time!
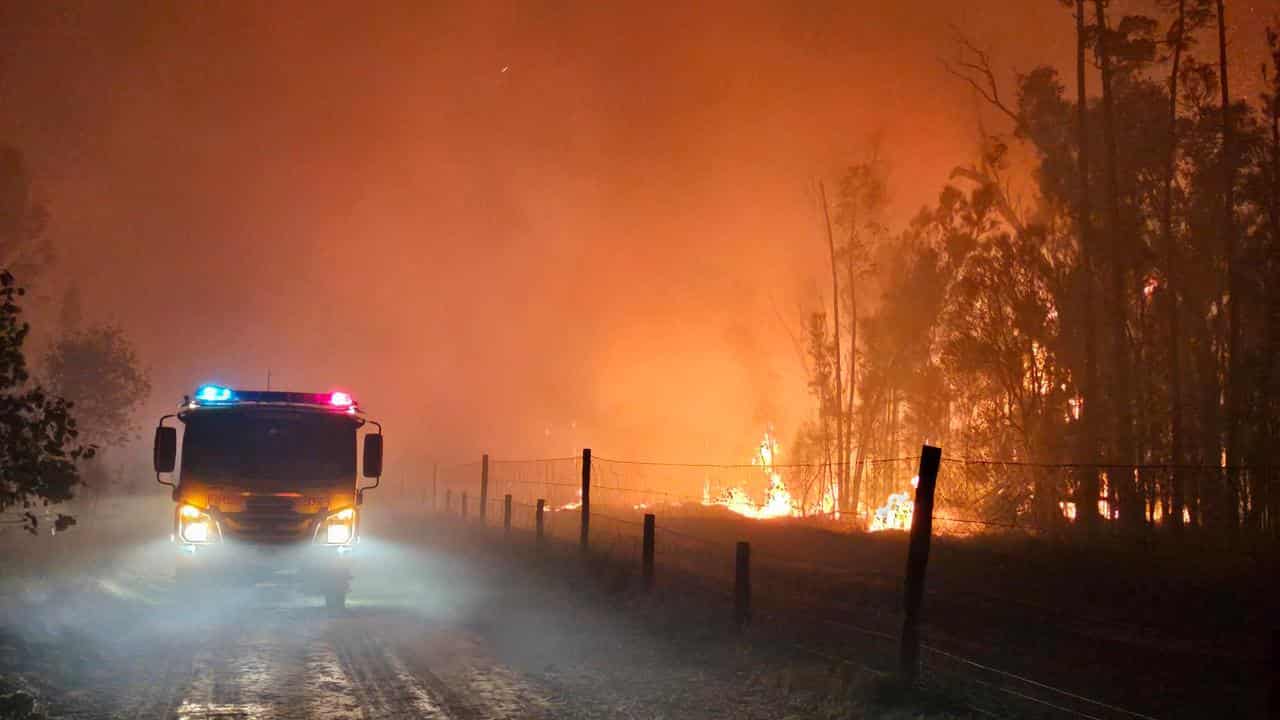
[419,449,1278,719]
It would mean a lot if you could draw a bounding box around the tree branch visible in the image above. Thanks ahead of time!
[940,27,1023,129]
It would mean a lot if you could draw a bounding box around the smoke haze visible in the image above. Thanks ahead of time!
[0,0,1269,468]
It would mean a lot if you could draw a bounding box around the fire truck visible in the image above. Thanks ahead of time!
[152,384,383,609]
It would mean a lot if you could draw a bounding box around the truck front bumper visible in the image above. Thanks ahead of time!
[174,538,355,586]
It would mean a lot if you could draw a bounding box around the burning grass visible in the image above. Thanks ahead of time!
[693,431,964,535]
[699,430,839,520]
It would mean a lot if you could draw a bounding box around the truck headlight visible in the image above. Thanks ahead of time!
[178,504,216,544]
[320,508,355,545]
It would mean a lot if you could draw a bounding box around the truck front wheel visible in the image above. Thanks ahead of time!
[315,567,350,611]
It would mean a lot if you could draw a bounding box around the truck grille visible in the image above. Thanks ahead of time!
[220,496,316,543]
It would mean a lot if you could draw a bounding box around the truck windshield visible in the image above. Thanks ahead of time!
[180,411,357,490]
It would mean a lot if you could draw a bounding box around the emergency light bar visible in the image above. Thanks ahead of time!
[195,384,232,402]
[191,384,357,410]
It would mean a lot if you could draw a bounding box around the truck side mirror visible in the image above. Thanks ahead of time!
[362,434,383,479]
[154,426,177,474]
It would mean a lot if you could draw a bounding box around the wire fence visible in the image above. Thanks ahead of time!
[934,457,1280,539]
[431,453,1280,551]
[410,448,1277,719]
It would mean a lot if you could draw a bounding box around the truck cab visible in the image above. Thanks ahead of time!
[153,384,383,609]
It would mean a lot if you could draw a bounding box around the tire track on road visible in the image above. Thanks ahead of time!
[120,637,192,720]
[327,617,456,719]
[372,617,554,720]
[172,613,278,719]
[300,636,365,719]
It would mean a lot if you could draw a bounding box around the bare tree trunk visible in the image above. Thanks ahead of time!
[1094,0,1140,530]
[850,387,879,523]
[819,181,847,516]
[1194,318,1221,526]
[1272,55,1280,242]
[853,437,867,511]
[1075,0,1103,533]
[1217,0,1241,532]
[890,387,901,462]
[1263,32,1280,536]
[1163,0,1188,533]
[843,243,858,513]
[1271,57,1280,250]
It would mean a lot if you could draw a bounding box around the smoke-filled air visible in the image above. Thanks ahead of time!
[1,2,1277,719]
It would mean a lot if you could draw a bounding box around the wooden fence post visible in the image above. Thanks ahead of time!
[480,454,489,523]
[1269,627,1278,718]
[580,449,592,553]
[900,444,942,683]
[462,491,468,521]
[431,463,438,511]
[445,489,452,513]
[734,541,751,630]
[503,494,512,537]
[642,513,655,592]
[536,499,545,545]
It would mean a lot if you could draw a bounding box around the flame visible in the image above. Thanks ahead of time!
[868,476,917,532]
[1059,497,1111,522]
[551,489,582,512]
[1149,502,1192,524]
[1063,491,1191,525]
[712,471,797,519]
[700,429,840,519]
[1143,275,1159,299]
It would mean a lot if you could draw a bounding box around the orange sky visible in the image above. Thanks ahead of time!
[0,1,1272,472]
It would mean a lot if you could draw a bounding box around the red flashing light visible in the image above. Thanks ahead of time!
[329,391,353,407]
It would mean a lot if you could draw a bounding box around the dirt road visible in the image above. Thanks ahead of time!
[2,545,559,719]
[110,604,552,720]
[0,509,802,720]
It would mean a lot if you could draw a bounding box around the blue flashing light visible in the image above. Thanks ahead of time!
[195,384,233,402]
